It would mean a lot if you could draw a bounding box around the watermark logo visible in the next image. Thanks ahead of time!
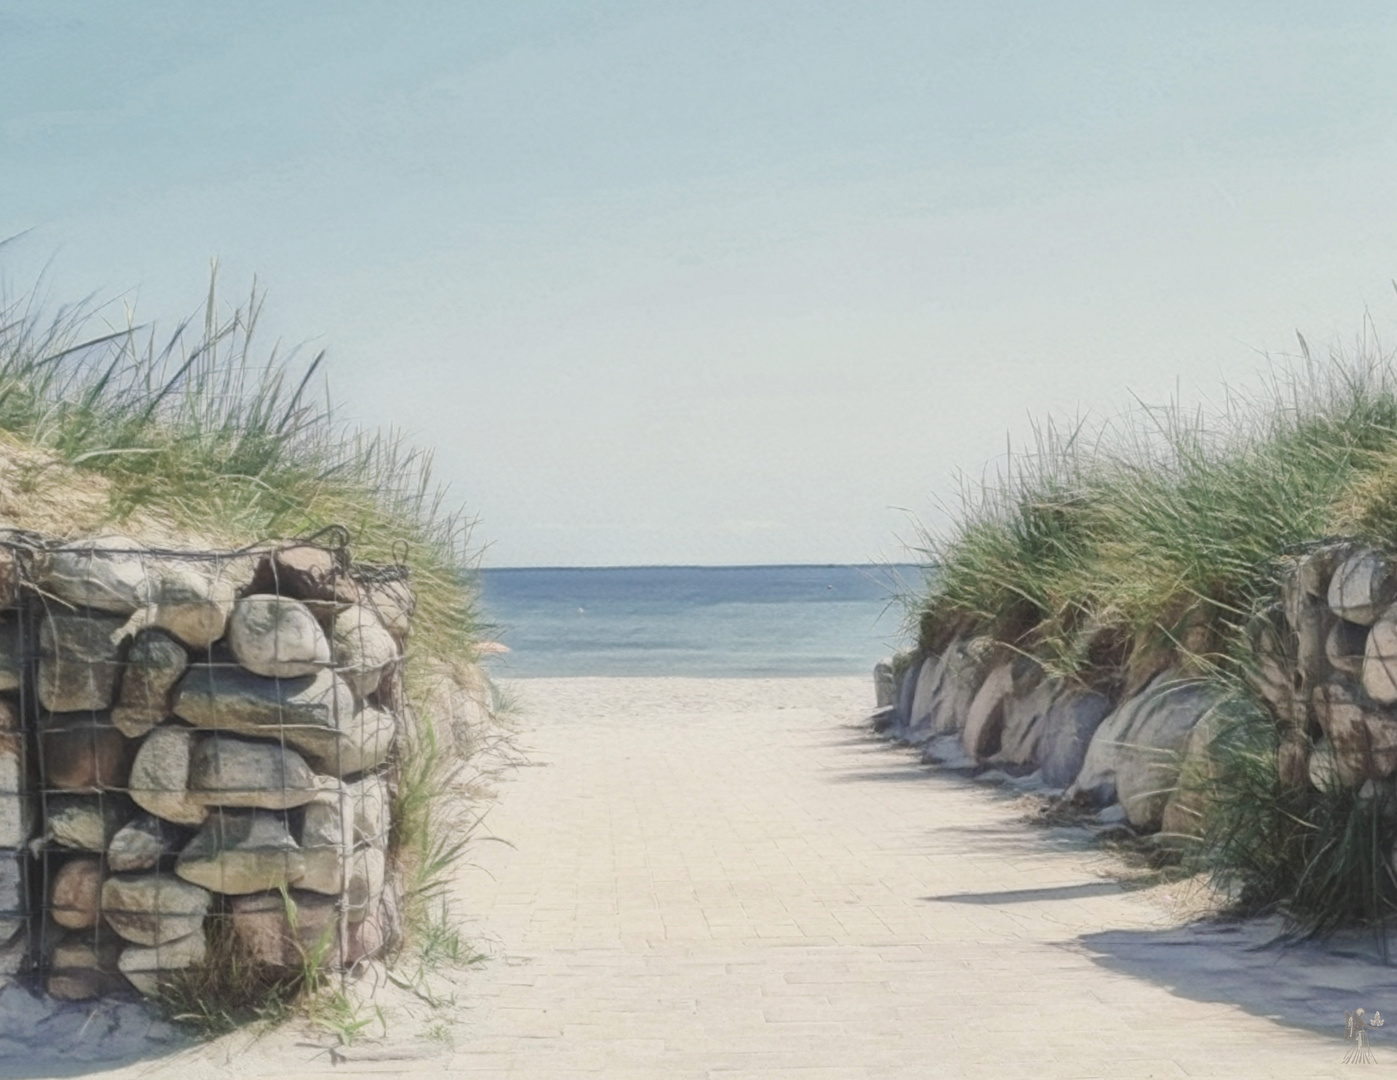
[1345,1008,1384,1064]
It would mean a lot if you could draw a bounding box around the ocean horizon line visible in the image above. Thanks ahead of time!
[480,561,927,573]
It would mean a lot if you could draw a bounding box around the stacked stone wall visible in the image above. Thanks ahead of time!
[0,533,413,1000]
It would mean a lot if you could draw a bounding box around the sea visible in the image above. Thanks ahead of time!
[477,564,924,678]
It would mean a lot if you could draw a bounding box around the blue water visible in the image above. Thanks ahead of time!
[477,565,922,677]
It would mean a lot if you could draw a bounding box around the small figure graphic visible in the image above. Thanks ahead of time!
[1345,1007,1383,1063]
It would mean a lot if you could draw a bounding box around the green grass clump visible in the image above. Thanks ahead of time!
[916,342,1397,685]
[0,266,494,1019]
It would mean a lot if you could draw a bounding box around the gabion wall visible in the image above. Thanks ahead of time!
[0,531,412,1000]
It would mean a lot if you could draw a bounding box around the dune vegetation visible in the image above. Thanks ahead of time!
[911,331,1397,939]
[0,265,496,1028]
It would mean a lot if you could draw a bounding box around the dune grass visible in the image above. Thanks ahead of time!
[913,332,1397,937]
[1,266,493,1021]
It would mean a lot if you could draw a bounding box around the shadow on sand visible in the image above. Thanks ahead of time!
[0,981,189,1079]
[1074,915,1397,1038]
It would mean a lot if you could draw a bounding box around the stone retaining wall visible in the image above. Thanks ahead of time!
[873,542,1397,834]
[0,533,413,999]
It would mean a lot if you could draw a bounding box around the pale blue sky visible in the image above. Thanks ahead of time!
[4,3,1397,565]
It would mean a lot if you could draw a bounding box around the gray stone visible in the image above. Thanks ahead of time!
[874,658,896,709]
[991,669,1056,773]
[131,560,236,649]
[906,640,990,743]
[1364,604,1397,704]
[0,615,19,692]
[46,795,128,851]
[51,856,103,929]
[112,630,188,738]
[0,852,24,939]
[345,845,385,922]
[47,930,124,1001]
[1312,679,1397,782]
[227,596,330,679]
[333,705,395,777]
[230,889,339,968]
[37,612,126,712]
[1069,674,1221,830]
[108,814,183,873]
[1159,713,1220,841]
[1037,687,1115,789]
[1310,737,1343,792]
[297,798,351,895]
[172,665,355,769]
[348,774,390,846]
[869,705,898,733]
[119,930,207,995]
[248,545,358,604]
[175,809,304,895]
[40,537,147,615]
[962,661,1016,761]
[1301,542,1359,599]
[102,873,210,946]
[0,731,31,849]
[129,725,208,827]
[361,578,413,640]
[332,604,399,699]
[39,714,131,791]
[188,735,321,810]
[1327,619,1369,679]
[893,658,920,735]
[1329,548,1397,625]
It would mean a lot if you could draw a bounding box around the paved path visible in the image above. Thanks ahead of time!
[444,676,1386,1078]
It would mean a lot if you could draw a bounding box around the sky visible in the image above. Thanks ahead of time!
[4,3,1397,566]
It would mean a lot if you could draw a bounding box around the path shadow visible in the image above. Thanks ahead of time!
[1075,916,1397,1037]
[0,981,189,1079]
[926,882,1124,905]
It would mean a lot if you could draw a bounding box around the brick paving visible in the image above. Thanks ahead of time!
[444,676,1369,1078]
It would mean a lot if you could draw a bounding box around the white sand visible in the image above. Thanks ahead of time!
[26,675,1397,1078]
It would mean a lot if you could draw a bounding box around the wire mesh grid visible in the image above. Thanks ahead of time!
[0,529,404,998]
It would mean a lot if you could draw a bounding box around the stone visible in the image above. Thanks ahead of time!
[991,668,1055,773]
[869,705,898,733]
[188,735,321,810]
[0,731,31,849]
[1309,737,1343,792]
[348,773,390,846]
[331,604,399,699]
[297,798,351,895]
[332,705,394,777]
[46,795,128,851]
[51,856,103,929]
[1312,679,1397,782]
[1301,542,1359,598]
[874,658,896,709]
[361,577,413,640]
[227,596,331,679]
[0,926,24,977]
[129,725,208,827]
[347,897,390,963]
[962,661,1016,761]
[119,930,207,995]
[1069,674,1221,827]
[1244,608,1306,731]
[1159,713,1219,840]
[0,851,25,933]
[230,889,339,968]
[38,714,131,791]
[1327,619,1369,679]
[248,545,358,604]
[131,560,237,649]
[0,547,16,611]
[0,616,19,692]
[37,612,126,712]
[906,640,990,743]
[102,873,210,946]
[1364,604,1397,704]
[47,930,124,1001]
[108,814,187,873]
[1037,687,1115,789]
[172,665,357,769]
[1278,730,1311,789]
[40,537,147,615]
[345,845,385,922]
[893,658,920,735]
[175,809,304,895]
[1329,548,1397,626]
[111,630,188,737]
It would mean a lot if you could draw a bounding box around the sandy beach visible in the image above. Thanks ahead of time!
[23,674,1395,1079]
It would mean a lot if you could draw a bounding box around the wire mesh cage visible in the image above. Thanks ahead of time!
[0,529,408,1000]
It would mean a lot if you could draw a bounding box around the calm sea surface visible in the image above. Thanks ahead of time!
[477,565,923,678]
